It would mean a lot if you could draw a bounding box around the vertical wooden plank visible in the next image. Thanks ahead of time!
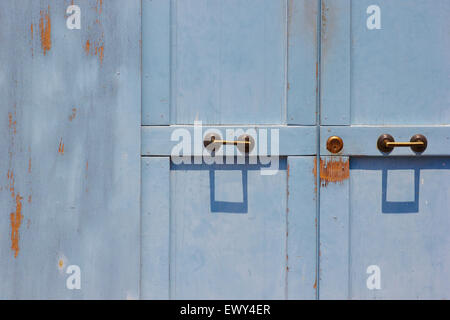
[169,161,288,299]
[320,0,351,125]
[319,156,350,299]
[287,0,318,125]
[172,0,287,125]
[141,157,170,300]
[0,0,141,299]
[142,0,171,125]
[286,157,317,299]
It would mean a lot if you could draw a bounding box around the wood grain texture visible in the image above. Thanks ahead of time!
[0,0,141,299]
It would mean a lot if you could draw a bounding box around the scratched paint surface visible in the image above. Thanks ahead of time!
[0,1,140,299]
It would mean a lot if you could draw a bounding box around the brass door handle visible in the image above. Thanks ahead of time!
[204,133,255,153]
[377,134,427,153]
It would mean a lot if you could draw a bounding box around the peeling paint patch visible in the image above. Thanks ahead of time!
[39,6,52,55]
[319,158,349,187]
[10,194,23,258]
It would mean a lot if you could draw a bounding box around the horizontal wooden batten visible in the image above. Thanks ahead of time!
[142,126,317,156]
[321,126,450,156]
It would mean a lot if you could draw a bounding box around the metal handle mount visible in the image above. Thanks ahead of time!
[377,134,428,153]
[204,133,255,154]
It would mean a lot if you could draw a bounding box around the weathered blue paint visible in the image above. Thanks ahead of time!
[144,157,316,299]
[141,157,170,300]
[142,126,317,156]
[319,156,350,300]
[321,126,450,156]
[320,0,351,125]
[320,0,450,300]
[286,157,317,299]
[0,1,141,299]
[142,0,318,125]
[321,157,450,299]
[141,0,319,300]
[142,0,170,125]
[1,0,448,300]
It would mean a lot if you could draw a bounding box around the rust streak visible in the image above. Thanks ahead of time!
[97,0,103,14]
[30,23,34,56]
[84,40,91,55]
[69,108,77,121]
[319,158,349,187]
[39,6,52,55]
[7,170,15,199]
[97,44,104,64]
[8,111,17,134]
[10,194,23,258]
[58,138,65,155]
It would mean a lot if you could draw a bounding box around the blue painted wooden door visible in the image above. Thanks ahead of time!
[0,1,141,299]
[141,0,319,299]
[1,0,448,300]
[319,0,450,299]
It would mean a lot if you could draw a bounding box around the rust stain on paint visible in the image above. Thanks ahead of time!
[7,104,25,259]
[84,39,105,65]
[58,138,65,155]
[97,44,104,64]
[69,108,77,121]
[7,107,17,199]
[30,23,34,56]
[97,0,103,14]
[313,157,318,194]
[8,111,17,135]
[10,194,23,258]
[84,4,105,65]
[58,259,64,269]
[39,6,52,55]
[7,170,15,199]
[319,158,349,187]
[84,40,91,55]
